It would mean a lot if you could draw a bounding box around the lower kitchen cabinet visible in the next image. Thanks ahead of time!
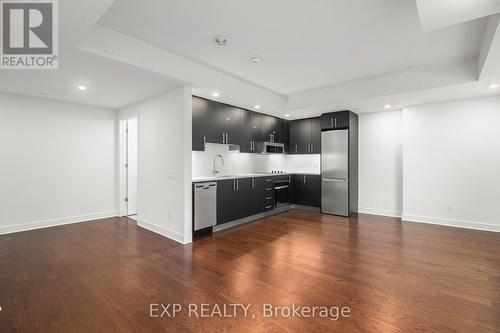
[216,177,270,225]
[215,174,320,226]
[291,174,321,207]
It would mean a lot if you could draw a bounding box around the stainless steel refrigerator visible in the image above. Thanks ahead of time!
[321,116,358,216]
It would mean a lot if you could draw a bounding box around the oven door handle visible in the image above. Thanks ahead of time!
[274,185,289,190]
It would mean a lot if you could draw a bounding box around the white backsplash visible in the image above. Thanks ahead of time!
[192,143,320,177]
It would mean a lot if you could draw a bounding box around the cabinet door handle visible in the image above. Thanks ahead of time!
[265,197,272,200]
[222,133,225,144]
[265,205,273,209]
[334,118,338,128]
[226,133,229,144]
[203,136,206,149]
[331,118,334,128]
[295,144,298,153]
[311,143,314,152]
[236,179,239,190]
[252,178,255,188]
[303,174,306,183]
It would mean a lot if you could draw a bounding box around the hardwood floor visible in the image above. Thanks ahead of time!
[1,211,499,332]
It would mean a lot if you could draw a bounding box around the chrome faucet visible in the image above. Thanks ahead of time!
[213,154,224,175]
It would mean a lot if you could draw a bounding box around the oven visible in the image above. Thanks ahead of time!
[274,176,290,207]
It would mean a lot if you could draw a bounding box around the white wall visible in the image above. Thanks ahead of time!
[0,93,117,234]
[120,87,192,243]
[192,144,320,177]
[402,96,500,232]
[358,111,403,217]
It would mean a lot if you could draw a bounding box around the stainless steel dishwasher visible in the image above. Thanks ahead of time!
[194,182,217,231]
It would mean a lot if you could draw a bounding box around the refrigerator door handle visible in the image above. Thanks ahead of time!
[323,178,347,182]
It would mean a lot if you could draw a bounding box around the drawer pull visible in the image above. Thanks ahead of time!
[265,205,273,209]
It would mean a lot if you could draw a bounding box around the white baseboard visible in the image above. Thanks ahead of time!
[137,218,188,244]
[402,214,500,233]
[358,207,402,218]
[0,211,117,235]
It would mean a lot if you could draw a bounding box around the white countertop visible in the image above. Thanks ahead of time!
[192,172,320,182]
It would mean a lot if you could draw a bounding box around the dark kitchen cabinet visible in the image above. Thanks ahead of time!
[240,111,262,153]
[257,176,275,212]
[321,111,350,130]
[288,117,321,154]
[216,177,263,224]
[291,174,321,207]
[192,96,241,147]
[193,96,290,151]
[192,97,210,151]
[217,179,236,224]
[310,117,321,153]
[221,105,241,145]
[262,115,284,143]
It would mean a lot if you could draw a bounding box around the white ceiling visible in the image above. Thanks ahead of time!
[416,0,500,31]
[0,49,180,109]
[1,0,499,115]
[99,0,487,95]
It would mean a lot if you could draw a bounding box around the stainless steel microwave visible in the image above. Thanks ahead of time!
[257,142,285,154]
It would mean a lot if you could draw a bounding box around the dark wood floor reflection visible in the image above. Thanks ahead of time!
[1,211,499,332]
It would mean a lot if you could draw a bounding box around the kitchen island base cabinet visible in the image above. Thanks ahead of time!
[291,174,321,207]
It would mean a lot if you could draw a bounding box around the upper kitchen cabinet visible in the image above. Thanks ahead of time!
[192,96,241,148]
[192,97,210,151]
[240,111,262,153]
[321,111,350,130]
[261,115,284,143]
[288,117,321,154]
[220,105,241,145]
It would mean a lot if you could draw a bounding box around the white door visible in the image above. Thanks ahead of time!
[126,117,138,216]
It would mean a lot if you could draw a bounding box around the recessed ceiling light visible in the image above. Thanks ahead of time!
[77,85,87,91]
[284,114,290,118]
[214,35,229,46]
[254,104,260,109]
[489,83,499,89]
[384,104,391,109]
[212,92,220,97]
[250,56,262,64]
[103,44,114,55]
